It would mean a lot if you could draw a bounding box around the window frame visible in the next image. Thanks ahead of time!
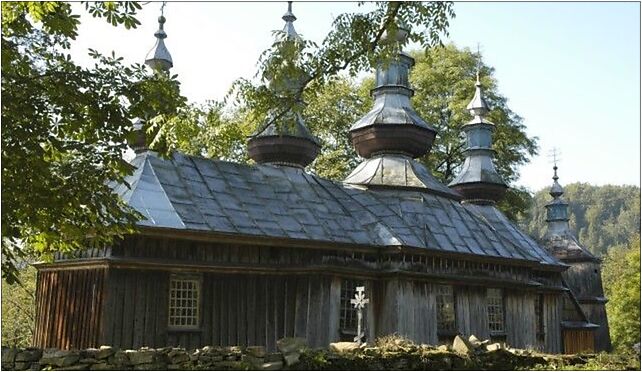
[339,279,366,338]
[486,288,505,335]
[167,274,202,331]
[435,284,457,336]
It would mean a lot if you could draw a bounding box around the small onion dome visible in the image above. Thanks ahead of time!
[449,72,507,204]
[247,110,320,168]
[549,165,565,198]
[145,15,173,72]
[248,2,320,168]
[349,26,437,159]
[545,165,570,223]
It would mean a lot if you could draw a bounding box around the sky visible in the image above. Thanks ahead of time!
[69,1,641,192]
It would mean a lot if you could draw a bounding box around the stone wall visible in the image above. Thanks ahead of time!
[1,336,633,371]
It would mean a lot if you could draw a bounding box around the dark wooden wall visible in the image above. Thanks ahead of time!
[563,329,595,354]
[543,294,562,353]
[33,268,106,349]
[100,270,341,351]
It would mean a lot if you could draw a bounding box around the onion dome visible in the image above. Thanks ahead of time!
[348,25,437,159]
[448,71,507,204]
[248,2,320,168]
[344,23,460,199]
[145,12,173,72]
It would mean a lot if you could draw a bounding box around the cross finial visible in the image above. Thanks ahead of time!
[475,43,482,84]
[549,147,562,181]
[160,1,166,17]
[350,286,369,344]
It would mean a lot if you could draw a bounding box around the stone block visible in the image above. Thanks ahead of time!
[276,337,307,354]
[261,360,283,370]
[452,335,474,354]
[14,361,31,370]
[246,346,267,358]
[89,362,113,370]
[486,343,503,352]
[283,352,300,366]
[2,347,18,363]
[96,346,115,360]
[468,335,481,347]
[15,348,42,363]
[437,344,450,352]
[126,350,156,365]
[107,350,130,367]
[40,349,80,367]
[329,342,360,353]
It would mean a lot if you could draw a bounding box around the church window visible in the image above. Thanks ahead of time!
[487,288,505,334]
[436,285,457,334]
[340,279,365,337]
[168,275,201,329]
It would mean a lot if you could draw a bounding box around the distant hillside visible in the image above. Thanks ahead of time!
[520,183,641,256]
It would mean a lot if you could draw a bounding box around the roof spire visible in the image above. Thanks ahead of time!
[449,47,507,204]
[145,1,173,72]
[282,1,299,40]
[247,1,320,168]
[545,159,572,238]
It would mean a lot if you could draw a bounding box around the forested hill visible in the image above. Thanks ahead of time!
[520,183,640,257]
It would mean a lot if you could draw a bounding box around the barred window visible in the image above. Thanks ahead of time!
[436,285,456,334]
[340,279,364,334]
[487,288,504,334]
[535,294,544,334]
[168,275,200,329]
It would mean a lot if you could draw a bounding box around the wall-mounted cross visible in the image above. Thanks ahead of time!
[350,286,369,344]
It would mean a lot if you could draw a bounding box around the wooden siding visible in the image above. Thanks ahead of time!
[505,291,536,349]
[563,329,595,354]
[455,286,490,340]
[33,268,106,349]
[543,294,562,353]
[100,270,341,351]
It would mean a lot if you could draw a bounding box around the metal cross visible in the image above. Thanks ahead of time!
[549,147,561,166]
[350,286,369,344]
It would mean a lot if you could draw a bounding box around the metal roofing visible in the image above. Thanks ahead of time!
[116,151,563,267]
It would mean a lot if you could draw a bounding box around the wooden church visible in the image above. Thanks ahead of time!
[33,3,610,354]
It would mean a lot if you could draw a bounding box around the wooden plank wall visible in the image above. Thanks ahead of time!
[543,294,562,353]
[505,290,536,349]
[101,271,339,351]
[33,268,106,349]
[455,286,490,340]
[563,329,595,354]
[101,269,169,349]
[581,303,611,351]
[395,280,437,344]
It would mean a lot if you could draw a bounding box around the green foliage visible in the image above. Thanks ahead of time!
[1,1,186,283]
[149,101,250,163]
[410,44,537,187]
[521,183,641,256]
[227,2,455,141]
[602,235,641,352]
[1,266,36,347]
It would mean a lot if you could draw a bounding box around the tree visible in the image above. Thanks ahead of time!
[409,44,538,220]
[521,183,641,256]
[1,265,36,347]
[1,2,185,283]
[602,234,641,351]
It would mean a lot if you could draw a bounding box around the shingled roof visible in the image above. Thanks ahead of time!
[114,151,563,269]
